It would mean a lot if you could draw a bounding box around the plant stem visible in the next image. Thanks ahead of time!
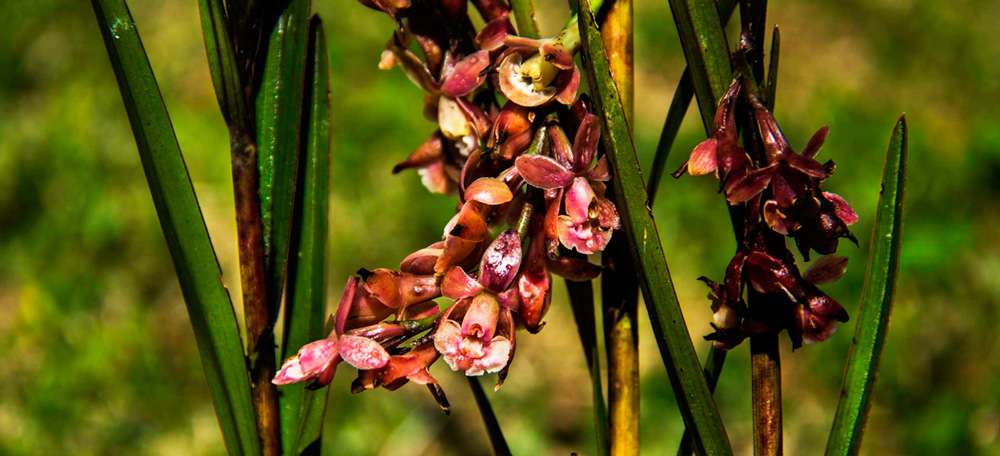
[599,0,639,454]
[468,377,512,455]
[676,347,727,456]
[231,131,281,456]
[750,332,782,456]
[567,279,610,455]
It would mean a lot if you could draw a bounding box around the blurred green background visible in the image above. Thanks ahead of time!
[1,0,998,454]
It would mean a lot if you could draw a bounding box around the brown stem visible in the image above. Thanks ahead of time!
[751,331,782,456]
[231,131,281,455]
[600,0,638,454]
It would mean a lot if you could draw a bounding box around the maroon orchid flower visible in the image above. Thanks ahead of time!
[515,114,619,254]
[495,36,580,107]
[434,230,522,376]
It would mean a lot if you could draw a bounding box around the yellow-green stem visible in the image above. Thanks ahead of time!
[600,0,638,454]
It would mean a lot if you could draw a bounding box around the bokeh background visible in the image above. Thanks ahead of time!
[2,0,998,454]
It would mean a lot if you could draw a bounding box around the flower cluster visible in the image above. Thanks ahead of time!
[274,0,619,410]
[676,78,858,349]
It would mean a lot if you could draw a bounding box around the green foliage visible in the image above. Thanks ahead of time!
[90,0,259,453]
[280,16,334,454]
[826,116,907,455]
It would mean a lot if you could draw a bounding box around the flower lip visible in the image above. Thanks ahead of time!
[497,52,558,107]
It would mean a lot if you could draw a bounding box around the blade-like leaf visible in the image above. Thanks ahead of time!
[825,116,907,456]
[279,16,333,455]
[573,1,732,453]
[646,0,738,202]
[197,0,249,129]
[468,377,512,456]
[567,280,609,455]
[511,0,540,39]
[677,347,727,456]
[764,25,780,111]
[257,0,312,311]
[663,0,732,131]
[91,1,259,454]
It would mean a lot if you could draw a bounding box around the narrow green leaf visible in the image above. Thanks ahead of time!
[91,1,259,454]
[511,0,540,39]
[825,116,908,456]
[764,25,779,111]
[663,0,733,131]
[468,377,512,456]
[257,0,312,311]
[677,347,727,456]
[197,0,249,129]
[646,0,737,202]
[567,280,610,456]
[279,16,332,455]
[573,1,732,453]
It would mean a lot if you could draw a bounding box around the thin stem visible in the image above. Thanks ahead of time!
[510,0,540,38]
[231,132,281,455]
[468,377,512,456]
[751,332,782,456]
[567,279,610,455]
[599,0,639,453]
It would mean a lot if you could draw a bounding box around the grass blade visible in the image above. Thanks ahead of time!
[91,1,259,453]
[573,1,732,453]
[279,16,333,455]
[257,0,312,309]
[511,0,540,39]
[825,116,908,456]
[567,280,610,455]
[646,0,737,202]
[468,377,512,456]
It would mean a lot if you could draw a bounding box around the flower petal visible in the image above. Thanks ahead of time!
[725,165,776,204]
[465,177,513,205]
[334,277,360,335]
[587,156,610,181]
[565,177,595,224]
[441,266,484,299]
[461,293,501,340]
[338,335,390,370]
[475,336,512,374]
[547,122,574,168]
[273,338,339,385]
[554,66,580,105]
[475,14,512,51]
[433,319,464,357]
[804,255,849,285]
[687,138,719,176]
[441,51,491,98]
[515,155,574,189]
[540,40,574,69]
[392,132,443,174]
[785,153,829,179]
[573,113,601,171]
[763,199,793,235]
[823,191,859,225]
[438,96,472,140]
[479,230,523,292]
[400,242,445,274]
[802,126,829,158]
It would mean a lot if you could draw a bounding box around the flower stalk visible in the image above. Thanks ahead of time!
[598,0,640,454]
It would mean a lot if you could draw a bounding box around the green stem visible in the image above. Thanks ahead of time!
[510,0,540,38]
[468,377,512,456]
[567,279,610,455]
